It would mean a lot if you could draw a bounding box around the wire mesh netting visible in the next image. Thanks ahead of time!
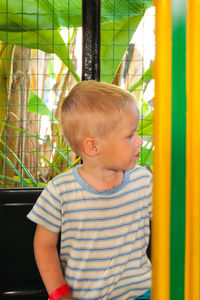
[0,0,154,188]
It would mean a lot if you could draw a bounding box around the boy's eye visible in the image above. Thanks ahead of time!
[127,132,134,139]
[126,128,138,139]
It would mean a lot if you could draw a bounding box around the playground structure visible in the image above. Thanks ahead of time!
[152,0,200,299]
[0,0,200,299]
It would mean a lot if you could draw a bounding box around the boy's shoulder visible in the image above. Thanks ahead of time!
[50,167,75,187]
[129,164,152,181]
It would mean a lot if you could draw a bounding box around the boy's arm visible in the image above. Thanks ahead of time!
[34,224,73,299]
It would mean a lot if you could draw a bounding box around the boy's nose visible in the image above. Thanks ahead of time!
[137,134,143,147]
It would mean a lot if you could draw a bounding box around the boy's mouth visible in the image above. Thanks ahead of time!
[135,152,140,159]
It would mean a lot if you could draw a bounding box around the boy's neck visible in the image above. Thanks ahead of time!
[78,164,125,192]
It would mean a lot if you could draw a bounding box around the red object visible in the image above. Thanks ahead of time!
[49,284,71,300]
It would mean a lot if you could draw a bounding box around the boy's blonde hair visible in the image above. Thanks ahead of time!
[61,80,138,156]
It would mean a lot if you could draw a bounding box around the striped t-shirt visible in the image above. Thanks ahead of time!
[27,164,152,299]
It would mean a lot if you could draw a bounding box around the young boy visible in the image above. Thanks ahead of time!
[27,80,152,300]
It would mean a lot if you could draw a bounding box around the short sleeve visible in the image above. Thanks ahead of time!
[27,180,61,233]
[148,173,153,219]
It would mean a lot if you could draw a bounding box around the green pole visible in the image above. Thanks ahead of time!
[171,0,187,299]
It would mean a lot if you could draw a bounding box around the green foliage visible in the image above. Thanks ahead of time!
[1,122,73,166]
[135,90,153,169]
[101,1,152,82]
[28,91,58,124]
[0,0,80,81]
[0,121,81,187]
[0,0,152,83]
[0,43,15,138]
[0,0,153,186]
[129,66,153,92]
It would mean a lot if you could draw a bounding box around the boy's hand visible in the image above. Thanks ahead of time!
[59,292,73,299]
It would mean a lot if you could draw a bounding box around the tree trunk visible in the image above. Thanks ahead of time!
[5,46,31,185]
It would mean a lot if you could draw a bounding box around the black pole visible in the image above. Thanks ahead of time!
[82,0,101,81]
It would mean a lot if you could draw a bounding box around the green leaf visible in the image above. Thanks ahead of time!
[129,65,153,92]
[138,112,152,136]
[0,0,152,29]
[0,121,73,166]
[0,0,59,30]
[100,1,152,83]
[101,0,152,23]
[138,146,152,165]
[36,151,61,175]
[0,138,37,186]
[0,0,80,81]
[0,30,80,81]
[0,0,152,83]
[101,16,140,83]
[63,156,81,173]
[54,146,71,165]
[13,176,47,187]
[0,0,82,30]
[140,101,151,117]
[0,174,29,186]
[0,151,29,187]
[28,91,58,124]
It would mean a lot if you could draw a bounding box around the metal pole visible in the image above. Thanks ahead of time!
[82,0,101,81]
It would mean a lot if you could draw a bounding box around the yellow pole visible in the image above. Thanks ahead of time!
[185,0,200,299]
[152,0,171,299]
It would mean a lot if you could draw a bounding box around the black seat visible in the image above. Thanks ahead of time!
[0,188,48,299]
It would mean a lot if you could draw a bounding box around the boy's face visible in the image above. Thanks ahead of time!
[98,104,143,171]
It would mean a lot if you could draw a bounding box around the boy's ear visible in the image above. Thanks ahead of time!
[83,137,99,156]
